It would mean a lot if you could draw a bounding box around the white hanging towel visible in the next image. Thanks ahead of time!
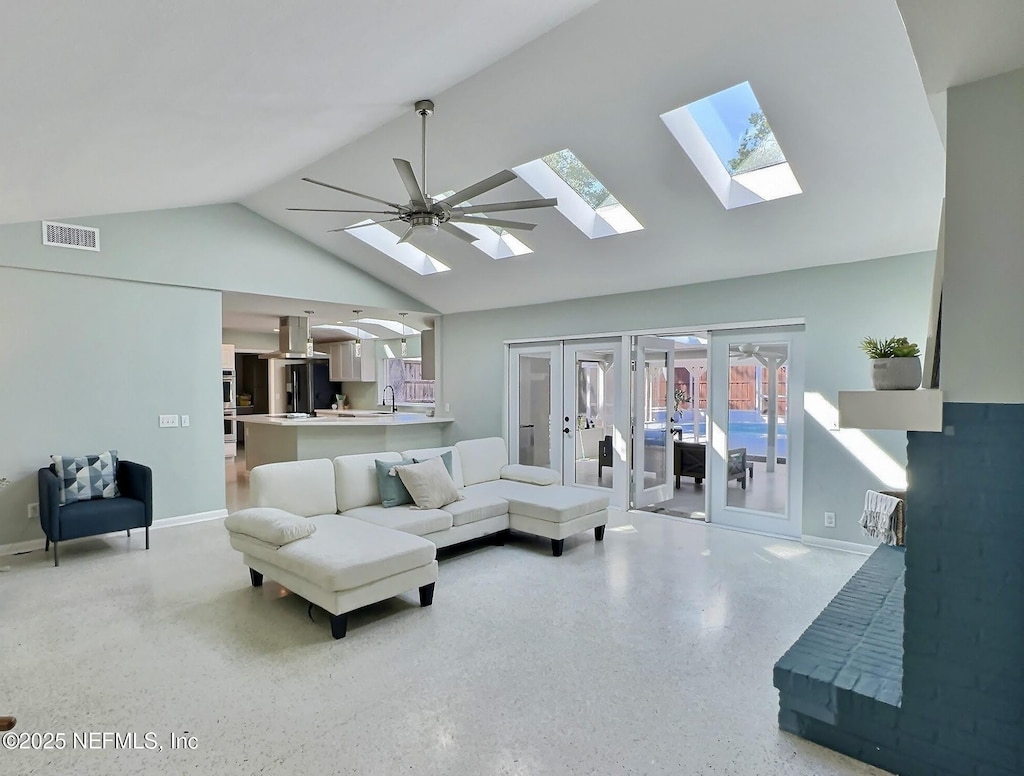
[860,490,902,545]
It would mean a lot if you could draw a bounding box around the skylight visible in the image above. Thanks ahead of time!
[434,191,532,260]
[312,324,378,339]
[347,220,451,276]
[512,149,642,238]
[660,81,801,209]
[350,317,420,336]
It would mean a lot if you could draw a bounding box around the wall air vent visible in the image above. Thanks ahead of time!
[41,221,100,252]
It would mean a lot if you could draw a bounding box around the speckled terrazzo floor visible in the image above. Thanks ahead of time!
[0,511,889,775]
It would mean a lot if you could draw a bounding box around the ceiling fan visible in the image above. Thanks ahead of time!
[287,99,557,245]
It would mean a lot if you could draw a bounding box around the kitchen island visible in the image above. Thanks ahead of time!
[239,413,454,469]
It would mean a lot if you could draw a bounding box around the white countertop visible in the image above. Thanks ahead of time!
[240,412,453,427]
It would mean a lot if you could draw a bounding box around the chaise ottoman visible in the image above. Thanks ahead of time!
[226,511,438,639]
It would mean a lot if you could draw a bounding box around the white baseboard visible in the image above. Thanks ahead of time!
[150,509,227,530]
[0,508,228,558]
[801,535,877,555]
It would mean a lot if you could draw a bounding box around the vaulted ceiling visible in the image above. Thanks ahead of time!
[4,1,1022,317]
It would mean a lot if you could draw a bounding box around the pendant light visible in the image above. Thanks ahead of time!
[351,309,363,357]
[399,313,409,357]
[304,310,315,357]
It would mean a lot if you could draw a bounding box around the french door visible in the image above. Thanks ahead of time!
[632,337,675,508]
[508,338,627,508]
[508,343,561,470]
[707,327,804,537]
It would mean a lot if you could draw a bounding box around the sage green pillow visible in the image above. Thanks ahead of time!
[375,457,415,508]
[413,450,454,478]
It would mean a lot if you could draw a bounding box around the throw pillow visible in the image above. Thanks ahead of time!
[51,450,120,506]
[395,456,461,510]
[224,507,316,547]
[375,457,416,508]
[412,450,454,477]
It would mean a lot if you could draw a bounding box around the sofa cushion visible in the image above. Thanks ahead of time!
[455,438,508,486]
[396,457,461,509]
[57,497,147,540]
[374,457,415,508]
[342,505,453,536]
[235,514,435,592]
[401,446,464,488]
[224,507,316,547]
[445,493,509,527]
[334,452,402,512]
[500,464,560,486]
[51,450,120,505]
[502,484,610,523]
[251,459,337,517]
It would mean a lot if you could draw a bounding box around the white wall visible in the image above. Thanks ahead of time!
[941,67,1024,402]
[222,328,278,352]
[0,267,223,547]
[439,251,936,543]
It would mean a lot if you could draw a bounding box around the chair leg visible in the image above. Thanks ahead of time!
[126,528,131,537]
[53,541,59,567]
[145,525,150,550]
[45,537,50,552]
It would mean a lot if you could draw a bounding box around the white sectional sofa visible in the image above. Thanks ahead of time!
[225,437,609,639]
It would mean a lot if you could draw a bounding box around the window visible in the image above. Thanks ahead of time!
[382,358,434,406]
[512,149,643,238]
[347,220,451,275]
[660,81,801,209]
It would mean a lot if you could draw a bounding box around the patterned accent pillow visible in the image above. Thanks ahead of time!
[50,450,120,506]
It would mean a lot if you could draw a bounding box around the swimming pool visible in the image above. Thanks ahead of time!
[647,410,788,459]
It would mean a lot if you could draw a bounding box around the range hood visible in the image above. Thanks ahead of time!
[259,316,329,360]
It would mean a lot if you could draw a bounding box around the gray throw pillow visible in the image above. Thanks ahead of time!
[395,457,461,510]
[51,450,120,506]
[375,457,416,508]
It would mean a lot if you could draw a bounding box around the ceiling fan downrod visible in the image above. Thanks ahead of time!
[415,99,434,203]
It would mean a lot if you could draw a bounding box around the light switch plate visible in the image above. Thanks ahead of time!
[27,502,39,519]
[181,415,190,427]
[159,414,179,428]
[824,511,836,528]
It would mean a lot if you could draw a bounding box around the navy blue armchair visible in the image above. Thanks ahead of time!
[37,460,152,566]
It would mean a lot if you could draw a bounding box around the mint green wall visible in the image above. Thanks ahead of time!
[439,251,936,544]
[0,266,223,547]
[0,203,432,313]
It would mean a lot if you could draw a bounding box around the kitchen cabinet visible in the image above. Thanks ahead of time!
[221,344,235,370]
[329,342,376,382]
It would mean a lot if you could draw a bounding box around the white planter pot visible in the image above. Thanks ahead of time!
[871,357,922,390]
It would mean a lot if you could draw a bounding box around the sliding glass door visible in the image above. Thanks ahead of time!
[708,328,803,537]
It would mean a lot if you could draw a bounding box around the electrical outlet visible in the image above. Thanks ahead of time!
[444,403,450,413]
[28,502,39,519]
[159,414,179,428]
[824,511,836,528]
[181,415,190,427]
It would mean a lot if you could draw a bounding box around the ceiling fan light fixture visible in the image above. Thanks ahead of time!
[409,213,440,233]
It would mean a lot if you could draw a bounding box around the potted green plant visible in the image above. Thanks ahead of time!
[860,336,922,390]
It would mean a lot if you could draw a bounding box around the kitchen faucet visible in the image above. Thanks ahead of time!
[382,384,396,413]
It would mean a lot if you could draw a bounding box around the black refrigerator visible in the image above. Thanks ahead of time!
[285,361,339,415]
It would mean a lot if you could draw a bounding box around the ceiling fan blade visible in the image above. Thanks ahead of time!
[451,215,537,231]
[393,158,426,207]
[301,177,405,210]
[451,198,557,215]
[440,222,479,244]
[396,226,416,244]
[327,218,401,233]
[439,170,517,207]
[288,208,398,214]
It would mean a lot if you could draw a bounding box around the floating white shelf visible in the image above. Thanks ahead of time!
[837,389,944,432]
